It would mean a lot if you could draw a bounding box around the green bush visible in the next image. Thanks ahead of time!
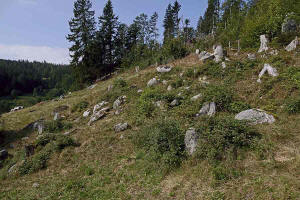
[135,119,186,169]
[202,84,234,112]
[162,38,188,60]
[114,78,127,88]
[228,101,251,113]
[44,120,72,133]
[170,78,184,89]
[285,96,300,114]
[71,101,89,112]
[195,116,260,162]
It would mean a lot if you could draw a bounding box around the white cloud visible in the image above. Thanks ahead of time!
[0,44,70,64]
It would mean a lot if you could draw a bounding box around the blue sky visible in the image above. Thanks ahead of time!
[0,0,207,64]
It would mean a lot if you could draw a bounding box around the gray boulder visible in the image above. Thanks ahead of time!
[113,96,126,110]
[257,64,278,83]
[258,35,269,53]
[195,49,200,54]
[10,106,24,112]
[114,123,129,133]
[198,102,216,117]
[184,128,198,155]
[53,112,60,121]
[33,120,45,134]
[157,66,172,73]
[135,66,140,73]
[235,109,275,125]
[147,78,158,87]
[107,84,113,92]
[0,149,8,161]
[221,62,226,69]
[285,37,298,52]
[214,45,224,63]
[83,110,90,118]
[94,101,109,113]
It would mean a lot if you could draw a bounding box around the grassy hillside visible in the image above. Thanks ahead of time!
[0,47,300,199]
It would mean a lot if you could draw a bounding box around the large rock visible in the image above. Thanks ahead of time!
[258,35,269,53]
[157,66,172,73]
[199,51,214,62]
[214,45,224,63]
[0,149,8,161]
[257,64,278,83]
[285,37,298,52]
[88,107,110,126]
[147,78,158,87]
[114,123,128,133]
[235,109,275,125]
[282,15,297,33]
[198,102,216,117]
[184,128,198,155]
[33,120,45,134]
[113,96,126,110]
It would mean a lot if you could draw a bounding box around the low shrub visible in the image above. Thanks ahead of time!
[195,116,260,162]
[228,101,251,113]
[44,120,72,133]
[134,118,186,169]
[202,84,234,112]
[114,78,127,88]
[71,101,89,112]
[170,78,184,89]
[285,96,300,114]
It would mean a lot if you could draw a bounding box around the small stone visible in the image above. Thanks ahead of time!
[135,66,140,73]
[167,85,173,91]
[107,85,113,92]
[53,112,60,121]
[147,78,158,87]
[198,102,216,117]
[248,53,256,60]
[83,110,90,118]
[137,89,143,93]
[257,64,278,83]
[113,96,126,110]
[221,62,226,69]
[285,37,298,52]
[32,183,39,188]
[114,123,129,133]
[170,99,179,107]
[195,49,200,54]
[191,94,202,101]
[88,84,97,90]
[162,80,168,85]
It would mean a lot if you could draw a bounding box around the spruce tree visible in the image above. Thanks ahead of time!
[98,0,118,73]
[163,4,175,43]
[148,12,159,44]
[67,0,96,83]
[172,1,182,37]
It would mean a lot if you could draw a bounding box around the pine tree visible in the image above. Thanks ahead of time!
[147,12,159,45]
[133,13,148,45]
[197,16,205,37]
[98,0,118,73]
[67,0,96,82]
[163,4,175,43]
[114,23,128,65]
[172,1,182,37]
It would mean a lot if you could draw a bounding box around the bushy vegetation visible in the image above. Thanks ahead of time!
[134,119,186,169]
[285,96,300,114]
[195,116,260,162]
[19,133,77,175]
[71,101,89,113]
[44,120,72,133]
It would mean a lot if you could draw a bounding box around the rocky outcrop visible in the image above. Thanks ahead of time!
[94,101,109,113]
[88,107,110,126]
[184,128,198,155]
[114,123,129,133]
[157,66,172,73]
[285,37,298,52]
[113,96,126,110]
[235,109,275,125]
[197,102,216,117]
[257,64,278,83]
[147,78,158,87]
[33,120,45,135]
[258,35,269,53]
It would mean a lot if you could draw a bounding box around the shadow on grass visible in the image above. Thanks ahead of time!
[0,124,34,148]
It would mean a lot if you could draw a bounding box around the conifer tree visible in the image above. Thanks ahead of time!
[148,12,159,44]
[98,0,118,73]
[172,1,182,37]
[67,0,96,82]
[163,4,175,43]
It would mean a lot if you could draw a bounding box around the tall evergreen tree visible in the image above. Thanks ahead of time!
[163,4,175,43]
[67,0,96,82]
[172,1,182,37]
[98,0,118,73]
[147,12,159,45]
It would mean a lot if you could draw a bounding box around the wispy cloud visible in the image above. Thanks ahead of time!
[0,44,70,64]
